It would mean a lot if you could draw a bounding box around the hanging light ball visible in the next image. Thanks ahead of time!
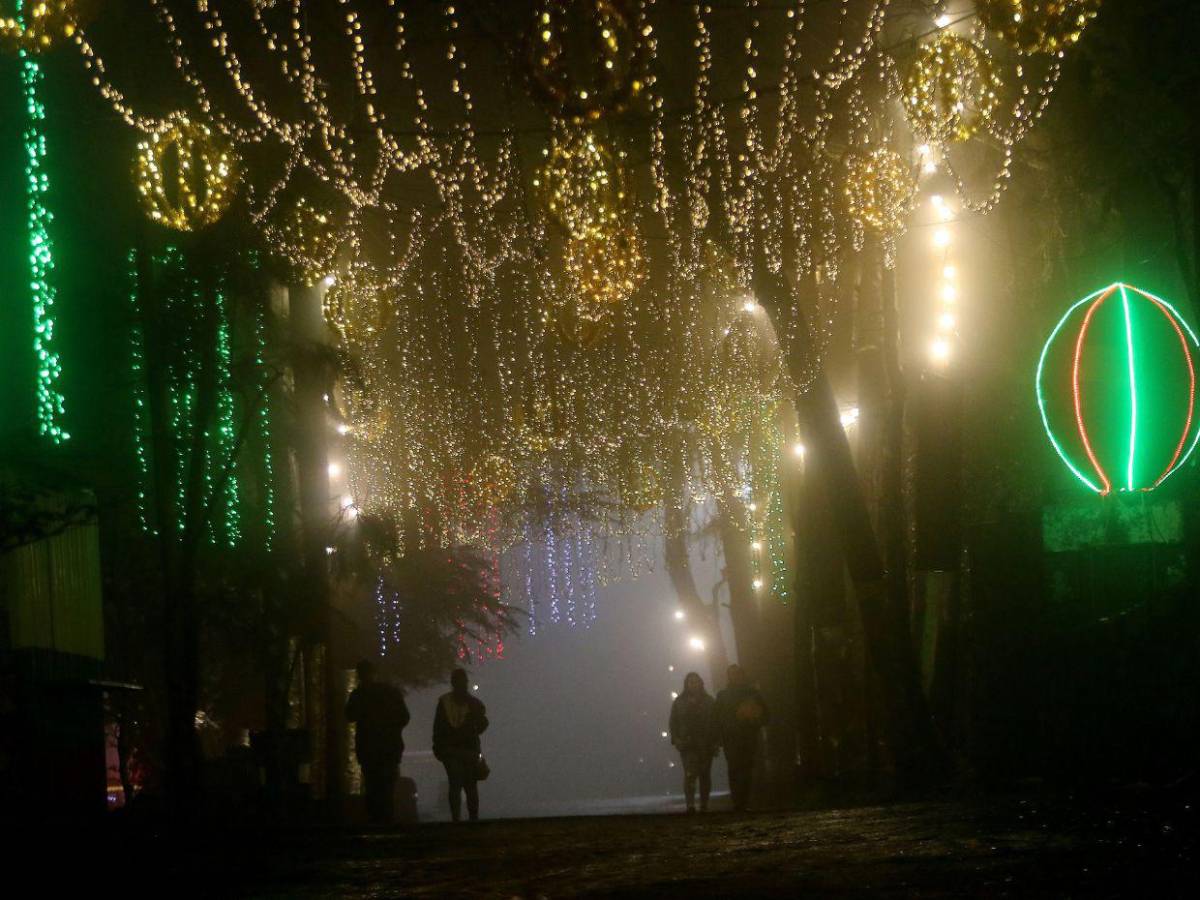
[0,1,94,55]
[1036,283,1200,495]
[978,0,1101,55]
[902,34,1002,144]
[843,147,916,237]
[564,224,646,310]
[536,129,628,239]
[266,196,344,286]
[135,114,239,231]
[528,0,642,122]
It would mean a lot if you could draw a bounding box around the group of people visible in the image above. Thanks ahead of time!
[347,658,770,825]
[346,661,488,824]
[669,663,769,813]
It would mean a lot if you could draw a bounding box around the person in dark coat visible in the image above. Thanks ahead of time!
[345,658,411,824]
[669,671,718,813]
[432,668,489,822]
[714,663,769,812]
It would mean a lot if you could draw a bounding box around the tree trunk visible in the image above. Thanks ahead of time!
[753,257,946,786]
[714,486,763,676]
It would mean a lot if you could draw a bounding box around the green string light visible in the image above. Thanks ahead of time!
[127,249,155,534]
[18,1,68,442]
[255,303,277,548]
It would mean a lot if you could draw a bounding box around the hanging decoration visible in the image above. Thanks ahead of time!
[1036,283,1200,495]
[15,0,68,442]
[527,0,642,122]
[843,146,917,238]
[135,114,239,232]
[902,34,1002,144]
[619,458,662,513]
[536,129,628,239]
[978,0,1102,55]
[564,224,646,310]
[0,0,92,54]
[263,195,344,286]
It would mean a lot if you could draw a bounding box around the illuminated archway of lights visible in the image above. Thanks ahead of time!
[1036,284,1200,496]
[42,2,1100,611]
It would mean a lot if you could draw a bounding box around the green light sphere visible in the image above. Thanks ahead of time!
[1037,283,1200,495]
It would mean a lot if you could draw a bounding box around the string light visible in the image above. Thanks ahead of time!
[135,113,238,232]
[902,34,1002,145]
[17,14,68,442]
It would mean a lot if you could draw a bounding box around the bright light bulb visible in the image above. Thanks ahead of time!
[689,636,706,652]
[671,692,679,699]
[742,299,757,313]
[668,665,675,673]
[931,338,952,364]
[336,423,351,436]
[661,731,668,738]
[322,275,336,287]
[933,228,951,248]
[328,462,342,478]
[674,609,686,621]
[753,579,763,590]
[751,541,762,551]
[792,442,806,458]
[942,283,958,302]
[935,14,951,27]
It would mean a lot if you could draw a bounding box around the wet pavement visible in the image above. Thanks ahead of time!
[125,788,1198,898]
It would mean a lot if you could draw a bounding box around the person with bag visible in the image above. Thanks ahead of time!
[669,671,719,813]
[432,668,489,822]
[714,663,769,812]
[345,658,411,824]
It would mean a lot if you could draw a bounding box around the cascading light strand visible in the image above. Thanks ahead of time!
[18,2,68,442]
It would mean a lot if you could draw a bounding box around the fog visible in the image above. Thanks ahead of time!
[401,550,731,821]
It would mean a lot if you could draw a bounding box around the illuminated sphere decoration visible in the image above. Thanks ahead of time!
[978,0,1101,55]
[843,147,916,238]
[0,0,94,54]
[267,196,343,286]
[564,224,646,310]
[1036,283,1200,495]
[528,0,641,122]
[902,34,1002,145]
[135,114,238,232]
[536,129,628,240]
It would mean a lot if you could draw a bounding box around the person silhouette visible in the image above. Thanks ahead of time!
[345,659,410,824]
[432,668,489,822]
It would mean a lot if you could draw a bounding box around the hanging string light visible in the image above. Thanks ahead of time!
[0,0,92,54]
[844,146,917,239]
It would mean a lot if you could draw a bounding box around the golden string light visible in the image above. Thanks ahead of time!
[134,113,238,232]
[902,34,1002,145]
[263,195,344,287]
[978,0,1102,55]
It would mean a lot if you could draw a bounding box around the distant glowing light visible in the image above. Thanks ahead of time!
[341,495,359,519]
[748,502,757,512]
[934,228,952,248]
[942,284,958,302]
[752,579,763,590]
[674,609,686,621]
[938,312,957,331]
[742,299,758,313]
[325,546,335,555]
[840,407,860,427]
[688,636,706,651]
[931,338,952,363]
[336,423,351,435]
[751,541,762,551]
[661,731,668,738]
[943,264,957,279]
[328,462,342,478]
[668,665,675,672]
[792,442,806,458]
[671,691,679,699]
[323,275,336,287]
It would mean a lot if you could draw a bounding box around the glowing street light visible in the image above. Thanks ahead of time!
[792,442,806,458]
[931,338,952,364]
[933,228,952,248]
[328,462,342,478]
[689,636,706,652]
[674,609,686,621]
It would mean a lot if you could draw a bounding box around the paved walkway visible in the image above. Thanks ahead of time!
[168,789,1198,897]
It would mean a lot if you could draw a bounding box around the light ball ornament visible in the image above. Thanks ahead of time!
[902,34,1002,144]
[564,224,646,310]
[0,1,94,54]
[843,147,916,238]
[536,129,627,240]
[528,0,642,122]
[135,114,238,231]
[1036,283,1200,495]
[978,0,1101,55]
[266,196,344,286]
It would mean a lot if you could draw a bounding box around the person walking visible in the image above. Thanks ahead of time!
[432,668,489,822]
[345,658,411,824]
[714,664,769,812]
[669,672,718,813]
